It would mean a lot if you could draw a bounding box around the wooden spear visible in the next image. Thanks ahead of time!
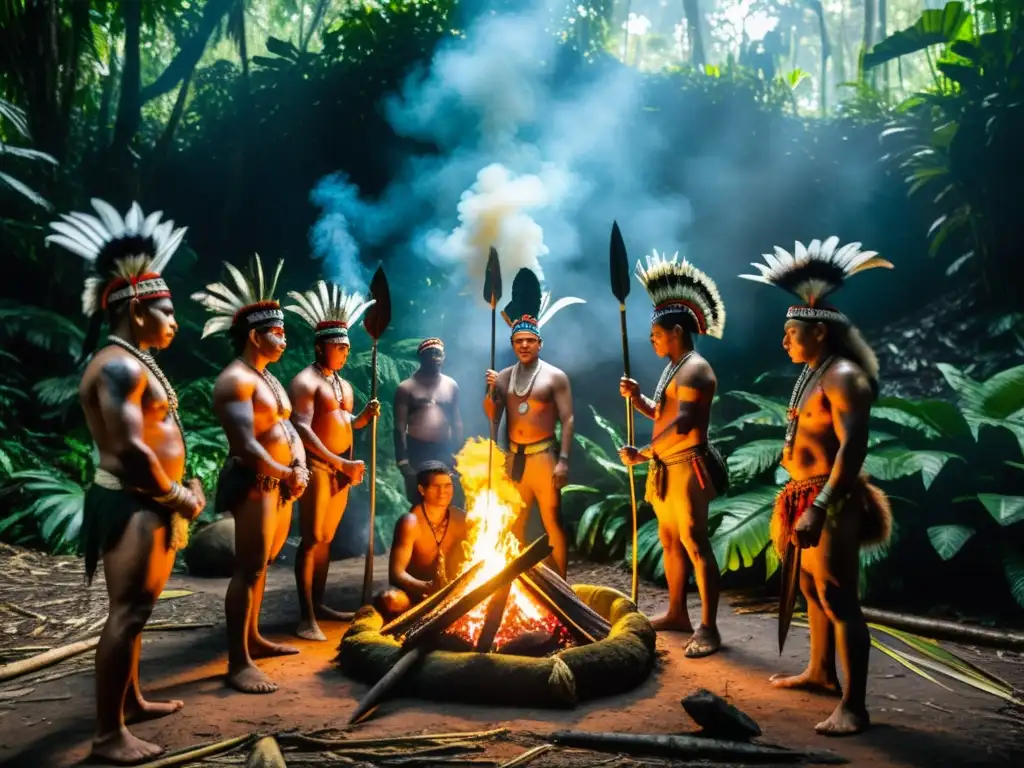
[361,265,392,607]
[484,246,503,496]
[610,221,640,603]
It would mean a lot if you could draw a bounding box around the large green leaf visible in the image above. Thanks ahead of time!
[863,1,972,70]
[709,485,777,573]
[573,433,612,464]
[926,525,975,561]
[726,439,783,484]
[864,444,960,489]
[937,363,1024,455]
[1002,546,1024,609]
[872,397,970,440]
[977,494,1024,527]
[576,495,629,554]
[588,405,627,449]
[624,518,664,582]
[721,391,789,430]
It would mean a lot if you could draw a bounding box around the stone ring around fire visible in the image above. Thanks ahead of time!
[336,584,656,708]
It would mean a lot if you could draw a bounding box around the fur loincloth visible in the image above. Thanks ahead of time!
[770,474,892,556]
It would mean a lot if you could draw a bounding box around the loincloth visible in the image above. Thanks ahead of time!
[644,443,728,504]
[770,474,893,556]
[214,456,291,514]
[506,436,557,484]
[308,455,351,497]
[82,478,173,586]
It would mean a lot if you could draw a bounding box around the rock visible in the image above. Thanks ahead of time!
[681,688,762,741]
[184,517,235,578]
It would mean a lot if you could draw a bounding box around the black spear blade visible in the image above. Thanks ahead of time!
[610,221,630,304]
[484,246,503,306]
[363,265,391,341]
[778,543,802,655]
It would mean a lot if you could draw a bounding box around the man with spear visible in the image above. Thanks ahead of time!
[739,238,892,735]
[617,249,729,659]
[46,199,205,764]
[483,267,585,578]
[192,255,311,695]
[283,281,379,641]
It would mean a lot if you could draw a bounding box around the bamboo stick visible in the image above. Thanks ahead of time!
[280,728,510,750]
[135,734,254,768]
[498,744,554,767]
[0,637,99,682]
[381,561,485,637]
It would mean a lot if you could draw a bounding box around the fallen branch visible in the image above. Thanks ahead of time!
[863,608,1024,652]
[2,602,48,622]
[281,728,510,751]
[135,733,254,768]
[0,637,99,683]
[144,621,214,632]
[347,646,426,725]
[548,731,848,764]
[498,744,554,767]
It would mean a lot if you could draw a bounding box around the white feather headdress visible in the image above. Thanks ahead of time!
[284,280,375,344]
[190,253,285,339]
[44,198,187,317]
[634,250,726,339]
[739,237,893,324]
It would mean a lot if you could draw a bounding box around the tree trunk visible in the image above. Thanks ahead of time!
[682,0,706,67]
[804,1,831,116]
[862,0,877,86]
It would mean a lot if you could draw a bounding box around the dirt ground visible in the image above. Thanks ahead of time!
[1,554,1023,768]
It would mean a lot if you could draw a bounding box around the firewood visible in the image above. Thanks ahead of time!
[402,536,552,650]
[0,637,100,683]
[550,731,848,763]
[280,728,509,751]
[862,608,1024,652]
[381,561,485,637]
[521,564,611,641]
[246,736,287,768]
[475,585,511,652]
[347,646,427,725]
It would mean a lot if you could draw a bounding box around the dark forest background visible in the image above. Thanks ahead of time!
[1,0,1022,624]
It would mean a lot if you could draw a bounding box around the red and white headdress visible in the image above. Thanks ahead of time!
[418,337,444,354]
[283,280,375,345]
[739,237,893,325]
[634,250,726,339]
[191,253,286,338]
[45,199,187,318]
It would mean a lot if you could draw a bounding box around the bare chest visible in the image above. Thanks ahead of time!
[314,375,353,414]
[408,381,452,411]
[252,375,292,423]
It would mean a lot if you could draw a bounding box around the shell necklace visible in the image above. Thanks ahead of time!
[511,359,542,415]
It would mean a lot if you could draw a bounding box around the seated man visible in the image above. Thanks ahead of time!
[376,461,467,619]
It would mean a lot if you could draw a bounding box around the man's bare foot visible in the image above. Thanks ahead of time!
[315,604,355,622]
[770,669,842,696]
[815,702,870,736]
[248,634,300,658]
[684,625,721,658]
[89,727,164,765]
[295,620,327,642]
[124,695,184,723]
[227,663,278,694]
[649,611,693,632]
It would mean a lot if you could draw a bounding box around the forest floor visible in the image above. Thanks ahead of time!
[1,547,1023,768]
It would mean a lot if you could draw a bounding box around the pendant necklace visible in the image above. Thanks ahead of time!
[423,504,451,588]
[239,357,286,416]
[315,363,344,405]
[784,356,835,458]
[652,351,693,420]
[511,360,542,415]
[106,336,188,465]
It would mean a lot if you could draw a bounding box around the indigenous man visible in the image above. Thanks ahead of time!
[46,199,205,764]
[283,281,379,641]
[192,255,311,695]
[618,251,729,658]
[483,268,585,578]
[375,461,468,618]
[739,237,894,735]
[394,337,464,506]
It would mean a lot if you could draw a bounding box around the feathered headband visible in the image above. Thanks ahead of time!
[499,268,585,341]
[634,250,726,339]
[284,280,375,345]
[191,253,285,339]
[44,198,187,318]
[739,237,893,325]
[418,337,444,354]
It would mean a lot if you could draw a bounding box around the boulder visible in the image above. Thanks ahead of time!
[681,688,762,741]
[184,517,235,578]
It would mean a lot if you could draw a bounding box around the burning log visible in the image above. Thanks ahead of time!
[402,535,552,650]
[346,536,552,723]
[475,584,512,652]
[520,564,612,644]
[380,561,485,638]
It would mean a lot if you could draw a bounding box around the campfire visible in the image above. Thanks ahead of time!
[336,437,655,719]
